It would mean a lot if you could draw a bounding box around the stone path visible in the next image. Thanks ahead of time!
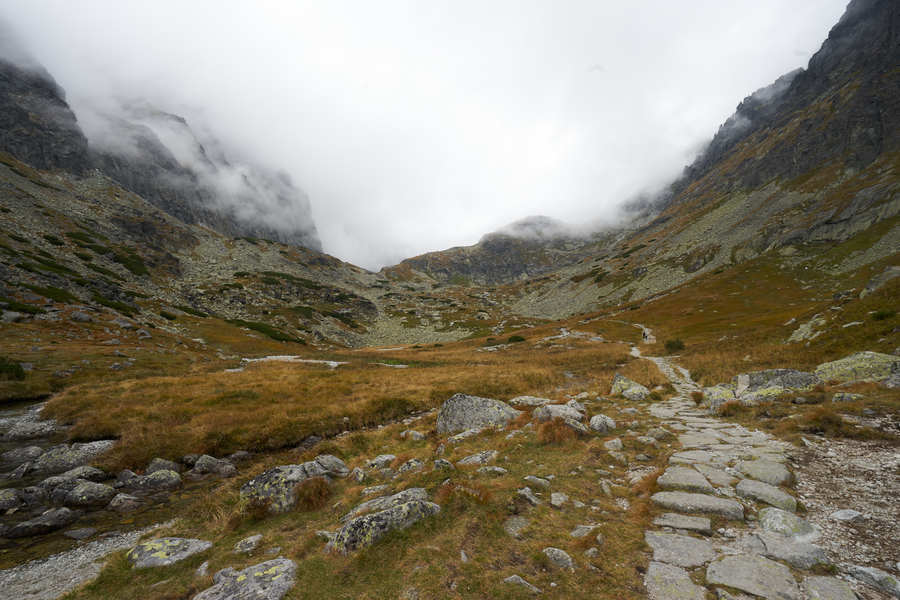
[637,351,870,600]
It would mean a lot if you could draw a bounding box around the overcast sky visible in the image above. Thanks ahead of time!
[3,1,848,270]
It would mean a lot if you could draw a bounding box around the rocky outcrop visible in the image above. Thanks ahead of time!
[610,374,650,401]
[815,351,900,383]
[435,394,521,434]
[326,499,440,554]
[194,559,296,600]
[239,455,348,513]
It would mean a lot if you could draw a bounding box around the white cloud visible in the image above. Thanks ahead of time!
[2,0,848,270]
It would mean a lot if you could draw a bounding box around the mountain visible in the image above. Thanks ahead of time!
[0,30,321,251]
[416,0,899,318]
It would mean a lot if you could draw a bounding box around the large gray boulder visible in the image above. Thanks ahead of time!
[130,469,182,491]
[194,559,296,600]
[62,480,116,507]
[192,455,237,477]
[435,394,521,434]
[340,488,428,523]
[815,351,900,383]
[0,488,24,511]
[733,369,821,396]
[326,500,440,554]
[240,455,348,514]
[146,458,180,474]
[31,441,115,475]
[589,414,616,433]
[533,403,583,422]
[127,537,212,568]
[610,374,650,401]
[846,565,900,598]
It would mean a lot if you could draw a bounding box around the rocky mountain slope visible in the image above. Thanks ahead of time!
[0,32,321,251]
[387,0,899,320]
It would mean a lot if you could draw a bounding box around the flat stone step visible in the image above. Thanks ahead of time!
[657,467,715,494]
[652,513,712,535]
[644,561,707,600]
[736,479,796,512]
[706,554,800,600]
[650,491,743,521]
[644,531,717,568]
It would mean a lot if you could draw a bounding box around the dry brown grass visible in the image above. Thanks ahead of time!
[294,477,333,511]
[536,418,579,444]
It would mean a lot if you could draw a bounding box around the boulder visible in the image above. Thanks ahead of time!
[108,493,142,512]
[1,445,43,465]
[610,374,650,401]
[146,458,180,474]
[367,454,395,469]
[326,500,440,554]
[435,393,521,434]
[706,555,800,600]
[751,531,827,569]
[0,488,24,511]
[657,467,714,494]
[341,488,428,522]
[589,414,616,433]
[70,311,92,323]
[533,403,583,422]
[846,565,900,598]
[127,537,212,568]
[62,480,116,507]
[815,351,899,383]
[737,460,792,486]
[1,419,59,442]
[733,369,821,396]
[239,455,348,513]
[395,458,424,475]
[5,507,78,538]
[456,450,498,467]
[234,534,263,554]
[194,559,296,600]
[802,576,858,600]
[192,455,237,477]
[131,469,182,491]
[542,547,574,570]
[503,574,542,595]
[31,441,115,475]
[509,396,552,407]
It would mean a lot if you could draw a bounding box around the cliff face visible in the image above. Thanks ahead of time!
[0,34,321,251]
[0,53,89,174]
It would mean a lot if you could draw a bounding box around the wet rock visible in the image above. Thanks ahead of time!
[194,559,296,600]
[146,458,180,474]
[436,393,521,434]
[735,479,796,512]
[131,469,182,492]
[846,565,900,597]
[1,445,43,465]
[651,492,743,520]
[0,488,24,510]
[127,537,212,568]
[802,576,857,600]
[815,351,900,383]
[239,455,348,513]
[610,374,650,401]
[327,500,440,554]
[503,574,542,595]
[108,493,141,513]
[341,488,429,522]
[657,467,714,494]
[758,508,819,541]
[192,455,237,477]
[6,507,78,538]
[63,480,116,507]
[31,441,115,475]
[706,555,800,600]
[652,513,712,535]
[644,561,706,600]
[64,527,96,540]
[542,547,574,570]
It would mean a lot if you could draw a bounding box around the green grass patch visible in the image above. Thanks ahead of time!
[174,305,208,318]
[43,234,64,246]
[24,285,78,304]
[226,319,304,343]
[92,292,137,316]
[872,309,896,321]
[159,310,177,321]
[0,297,45,314]
[86,263,124,281]
[664,339,685,353]
[111,249,148,276]
[0,357,25,381]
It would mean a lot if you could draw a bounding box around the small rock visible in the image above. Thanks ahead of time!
[192,455,237,477]
[543,547,574,570]
[503,574,542,595]
[64,527,96,540]
[127,537,213,568]
[234,534,263,554]
[523,475,550,489]
[550,492,568,509]
[735,479,796,512]
[108,493,141,513]
[146,458,180,474]
[456,450,498,467]
[603,438,623,452]
[830,509,864,523]
[516,487,541,506]
[504,516,529,538]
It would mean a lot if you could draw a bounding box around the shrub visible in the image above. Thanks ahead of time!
[91,292,136,316]
[174,304,208,318]
[0,357,25,381]
[537,418,578,444]
[43,234,64,246]
[718,400,748,418]
[363,396,415,423]
[664,339,685,353]
[294,477,332,511]
[872,309,896,321]
[24,284,77,304]
[159,310,177,321]
[507,335,526,343]
[690,390,704,405]
[226,319,304,343]
[112,249,148,276]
